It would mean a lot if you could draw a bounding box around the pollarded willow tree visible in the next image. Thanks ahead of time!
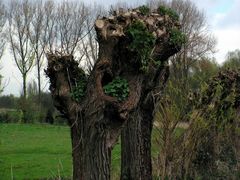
[46,7,183,179]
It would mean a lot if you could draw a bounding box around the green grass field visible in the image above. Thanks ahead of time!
[0,123,122,180]
[0,123,183,179]
[0,123,72,179]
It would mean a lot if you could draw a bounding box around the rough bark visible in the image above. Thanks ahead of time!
[121,107,154,180]
[46,8,181,180]
[121,65,170,180]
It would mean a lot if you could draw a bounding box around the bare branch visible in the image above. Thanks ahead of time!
[7,0,34,99]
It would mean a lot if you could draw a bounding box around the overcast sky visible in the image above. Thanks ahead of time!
[1,0,240,96]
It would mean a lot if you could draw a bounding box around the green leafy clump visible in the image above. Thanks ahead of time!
[71,71,87,102]
[71,81,86,102]
[157,5,179,21]
[153,60,162,67]
[103,77,129,101]
[138,5,150,15]
[169,28,187,48]
[126,20,156,72]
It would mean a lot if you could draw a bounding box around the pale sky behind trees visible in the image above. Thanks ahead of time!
[1,0,240,96]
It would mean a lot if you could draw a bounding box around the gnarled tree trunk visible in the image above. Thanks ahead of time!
[121,107,154,180]
[121,65,171,180]
[46,7,182,180]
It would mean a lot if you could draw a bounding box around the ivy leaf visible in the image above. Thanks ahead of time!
[103,77,129,101]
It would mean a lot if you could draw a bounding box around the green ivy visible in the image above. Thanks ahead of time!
[153,60,162,67]
[169,28,186,48]
[71,81,86,102]
[157,5,179,21]
[138,5,150,15]
[126,20,156,72]
[103,77,129,101]
[71,71,87,102]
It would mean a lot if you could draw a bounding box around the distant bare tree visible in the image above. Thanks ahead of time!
[169,0,216,83]
[223,49,240,70]
[79,4,105,73]
[8,0,34,122]
[54,1,88,55]
[41,0,56,54]
[0,0,6,93]
[27,79,38,98]
[28,0,45,103]
[0,0,6,60]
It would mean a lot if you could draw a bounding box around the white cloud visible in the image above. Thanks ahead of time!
[208,0,240,63]
[213,27,240,63]
[1,50,22,96]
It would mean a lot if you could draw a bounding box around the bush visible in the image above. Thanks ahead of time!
[0,95,17,109]
[138,5,150,15]
[126,20,156,72]
[157,5,179,21]
[0,109,22,123]
[169,28,187,48]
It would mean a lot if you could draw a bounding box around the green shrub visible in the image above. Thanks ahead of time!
[157,5,179,21]
[103,77,129,101]
[169,28,186,48]
[138,5,150,15]
[126,20,156,72]
[0,110,22,123]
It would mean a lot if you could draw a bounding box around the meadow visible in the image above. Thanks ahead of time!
[0,123,184,179]
[0,123,122,179]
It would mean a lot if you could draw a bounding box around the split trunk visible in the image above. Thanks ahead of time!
[46,8,182,179]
